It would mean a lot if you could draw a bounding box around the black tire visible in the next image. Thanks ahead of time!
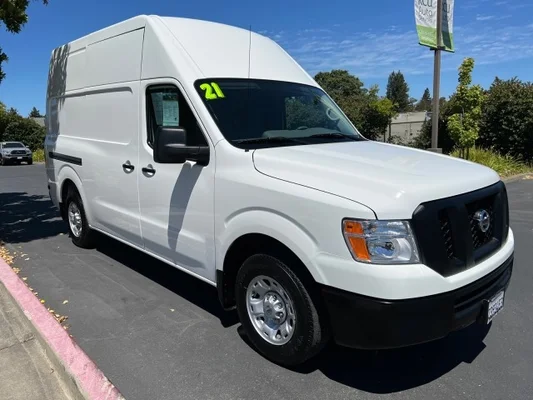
[27,158,33,165]
[235,254,329,366]
[65,188,96,248]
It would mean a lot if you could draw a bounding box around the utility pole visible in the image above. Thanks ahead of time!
[430,0,443,153]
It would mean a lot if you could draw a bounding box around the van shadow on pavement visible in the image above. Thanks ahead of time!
[292,322,490,393]
[0,192,67,244]
[95,237,240,329]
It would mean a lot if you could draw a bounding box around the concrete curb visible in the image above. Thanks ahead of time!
[503,173,533,183]
[0,257,125,400]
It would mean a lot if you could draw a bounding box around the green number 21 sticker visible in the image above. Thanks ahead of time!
[200,82,225,100]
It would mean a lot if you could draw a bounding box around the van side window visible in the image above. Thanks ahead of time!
[146,85,208,148]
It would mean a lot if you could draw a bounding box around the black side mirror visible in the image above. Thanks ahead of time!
[154,126,210,166]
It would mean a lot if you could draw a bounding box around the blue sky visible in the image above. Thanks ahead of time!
[1,0,533,116]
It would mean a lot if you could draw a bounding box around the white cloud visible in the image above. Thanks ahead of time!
[476,15,495,21]
[263,21,533,81]
[509,3,533,10]
[461,2,479,10]
[301,28,333,34]
[462,0,492,9]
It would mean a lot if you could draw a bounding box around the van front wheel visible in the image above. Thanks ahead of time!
[235,254,328,366]
[65,189,96,248]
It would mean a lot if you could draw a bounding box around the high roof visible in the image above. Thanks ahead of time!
[55,15,316,87]
[153,16,316,85]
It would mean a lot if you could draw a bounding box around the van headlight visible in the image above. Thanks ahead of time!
[342,219,420,264]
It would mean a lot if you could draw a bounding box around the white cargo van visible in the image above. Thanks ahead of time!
[45,15,514,366]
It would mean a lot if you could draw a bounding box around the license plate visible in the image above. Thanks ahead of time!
[17,157,22,159]
[487,290,505,324]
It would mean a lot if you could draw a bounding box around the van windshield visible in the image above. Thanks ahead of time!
[194,79,365,149]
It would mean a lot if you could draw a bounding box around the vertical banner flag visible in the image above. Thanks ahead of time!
[415,0,455,52]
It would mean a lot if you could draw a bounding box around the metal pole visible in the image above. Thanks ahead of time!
[430,0,443,152]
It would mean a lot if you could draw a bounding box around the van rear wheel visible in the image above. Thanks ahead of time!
[235,254,328,366]
[65,189,96,248]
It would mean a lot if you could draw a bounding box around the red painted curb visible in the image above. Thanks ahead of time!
[0,257,125,400]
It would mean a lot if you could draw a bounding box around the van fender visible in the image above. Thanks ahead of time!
[217,209,326,284]
[56,165,93,224]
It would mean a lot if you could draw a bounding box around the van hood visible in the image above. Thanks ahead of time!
[252,141,500,219]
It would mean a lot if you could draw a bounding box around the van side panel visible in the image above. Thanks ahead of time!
[46,28,145,246]
[64,48,87,92]
[80,82,142,244]
[45,45,87,209]
[85,28,144,87]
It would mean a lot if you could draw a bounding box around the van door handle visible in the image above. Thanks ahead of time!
[142,166,156,176]
[122,162,135,172]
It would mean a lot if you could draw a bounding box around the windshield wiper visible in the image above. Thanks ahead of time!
[233,136,306,145]
[305,133,365,141]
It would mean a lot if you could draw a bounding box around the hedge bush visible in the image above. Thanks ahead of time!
[478,78,533,162]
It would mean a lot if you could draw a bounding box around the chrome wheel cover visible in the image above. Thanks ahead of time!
[246,275,296,345]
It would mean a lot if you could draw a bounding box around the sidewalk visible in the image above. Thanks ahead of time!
[0,281,83,400]
[0,244,124,400]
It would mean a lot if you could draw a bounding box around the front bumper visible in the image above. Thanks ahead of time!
[321,253,513,350]
[2,155,32,161]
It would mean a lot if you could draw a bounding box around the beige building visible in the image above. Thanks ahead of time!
[387,111,430,142]
[30,117,45,127]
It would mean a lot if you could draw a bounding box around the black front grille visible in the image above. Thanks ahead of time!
[467,199,495,249]
[439,211,455,259]
[412,181,509,277]
[11,150,26,155]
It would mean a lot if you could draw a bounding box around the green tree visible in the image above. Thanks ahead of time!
[446,58,484,158]
[439,96,447,110]
[0,0,49,83]
[386,71,410,112]
[3,117,45,150]
[315,69,368,128]
[478,77,533,161]
[410,94,456,152]
[0,106,23,141]
[407,97,417,112]
[28,106,42,118]
[413,116,455,153]
[315,70,397,140]
[364,85,398,141]
[416,88,432,111]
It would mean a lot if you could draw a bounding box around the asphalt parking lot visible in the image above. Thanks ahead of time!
[1,164,532,400]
